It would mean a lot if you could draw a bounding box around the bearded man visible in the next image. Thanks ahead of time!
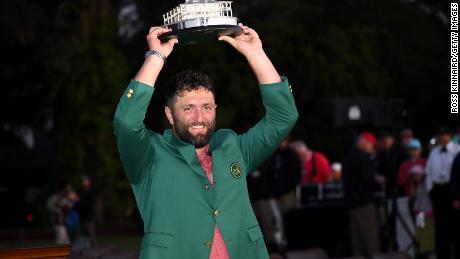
[113,23,298,259]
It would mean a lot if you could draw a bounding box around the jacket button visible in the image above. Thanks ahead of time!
[128,89,134,94]
[205,240,212,247]
[205,184,210,190]
[214,210,219,217]
[126,93,132,98]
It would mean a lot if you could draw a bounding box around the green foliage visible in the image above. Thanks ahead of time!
[47,0,130,220]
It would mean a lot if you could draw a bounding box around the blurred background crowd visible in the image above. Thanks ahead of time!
[248,125,460,259]
[0,0,458,258]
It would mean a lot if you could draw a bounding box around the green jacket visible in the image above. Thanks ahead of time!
[113,77,298,259]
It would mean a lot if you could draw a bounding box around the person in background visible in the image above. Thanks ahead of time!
[398,138,427,198]
[398,128,414,163]
[272,137,302,214]
[400,129,413,147]
[426,126,460,259]
[396,138,426,255]
[342,132,384,258]
[263,138,302,251]
[46,180,73,244]
[376,131,399,198]
[249,147,302,254]
[375,131,398,251]
[75,175,97,247]
[290,140,332,185]
[449,152,460,257]
[247,160,278,253]
[409,165,435,256]
[65,189,80,242]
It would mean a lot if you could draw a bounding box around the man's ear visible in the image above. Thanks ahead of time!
[165,105,174,126]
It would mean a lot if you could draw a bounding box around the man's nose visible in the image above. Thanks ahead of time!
[193,108,204,122]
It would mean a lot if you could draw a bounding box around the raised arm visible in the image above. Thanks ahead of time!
[113,27,178,184]
[219,24,281,85]
[219,24,298,173]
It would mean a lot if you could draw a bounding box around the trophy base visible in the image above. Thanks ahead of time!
[159,25,243,44]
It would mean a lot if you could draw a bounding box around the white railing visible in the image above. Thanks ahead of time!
[163,1,233,25]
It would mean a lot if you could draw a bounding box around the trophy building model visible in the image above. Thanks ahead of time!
[159,0,242,44]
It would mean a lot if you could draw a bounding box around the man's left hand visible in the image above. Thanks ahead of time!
[219,23,263,57]
[219,23,281,84]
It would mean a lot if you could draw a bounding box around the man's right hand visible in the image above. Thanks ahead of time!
[134,27,178,86]
[147,26,178,58]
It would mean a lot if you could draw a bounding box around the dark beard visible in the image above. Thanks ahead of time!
[173,118,215,148]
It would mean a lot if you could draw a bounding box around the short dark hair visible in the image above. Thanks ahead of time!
[165,70,215,106]
[438,125,452,135]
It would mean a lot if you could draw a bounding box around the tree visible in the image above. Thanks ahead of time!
[48,0,130,219]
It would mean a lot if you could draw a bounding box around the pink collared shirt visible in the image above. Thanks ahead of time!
[197,147,230,259]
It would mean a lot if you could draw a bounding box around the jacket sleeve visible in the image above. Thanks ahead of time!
[237,77,299,174]
[360,155,376,187]
[113,80,156,184]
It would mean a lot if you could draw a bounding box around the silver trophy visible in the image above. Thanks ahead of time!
[159,0,243,44]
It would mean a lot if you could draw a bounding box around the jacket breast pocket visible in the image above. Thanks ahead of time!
[140,232,174,259]
[247,225,264,242]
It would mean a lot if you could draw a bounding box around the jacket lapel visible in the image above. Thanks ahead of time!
[163,129,207,178]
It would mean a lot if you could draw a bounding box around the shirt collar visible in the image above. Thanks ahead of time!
[438,141,455,154]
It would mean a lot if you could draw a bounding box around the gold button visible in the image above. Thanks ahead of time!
[205,184,210,190]
[128,89,134,94]
[214,210,219,217]
[126,93,132,98]
[205,240,212,247]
